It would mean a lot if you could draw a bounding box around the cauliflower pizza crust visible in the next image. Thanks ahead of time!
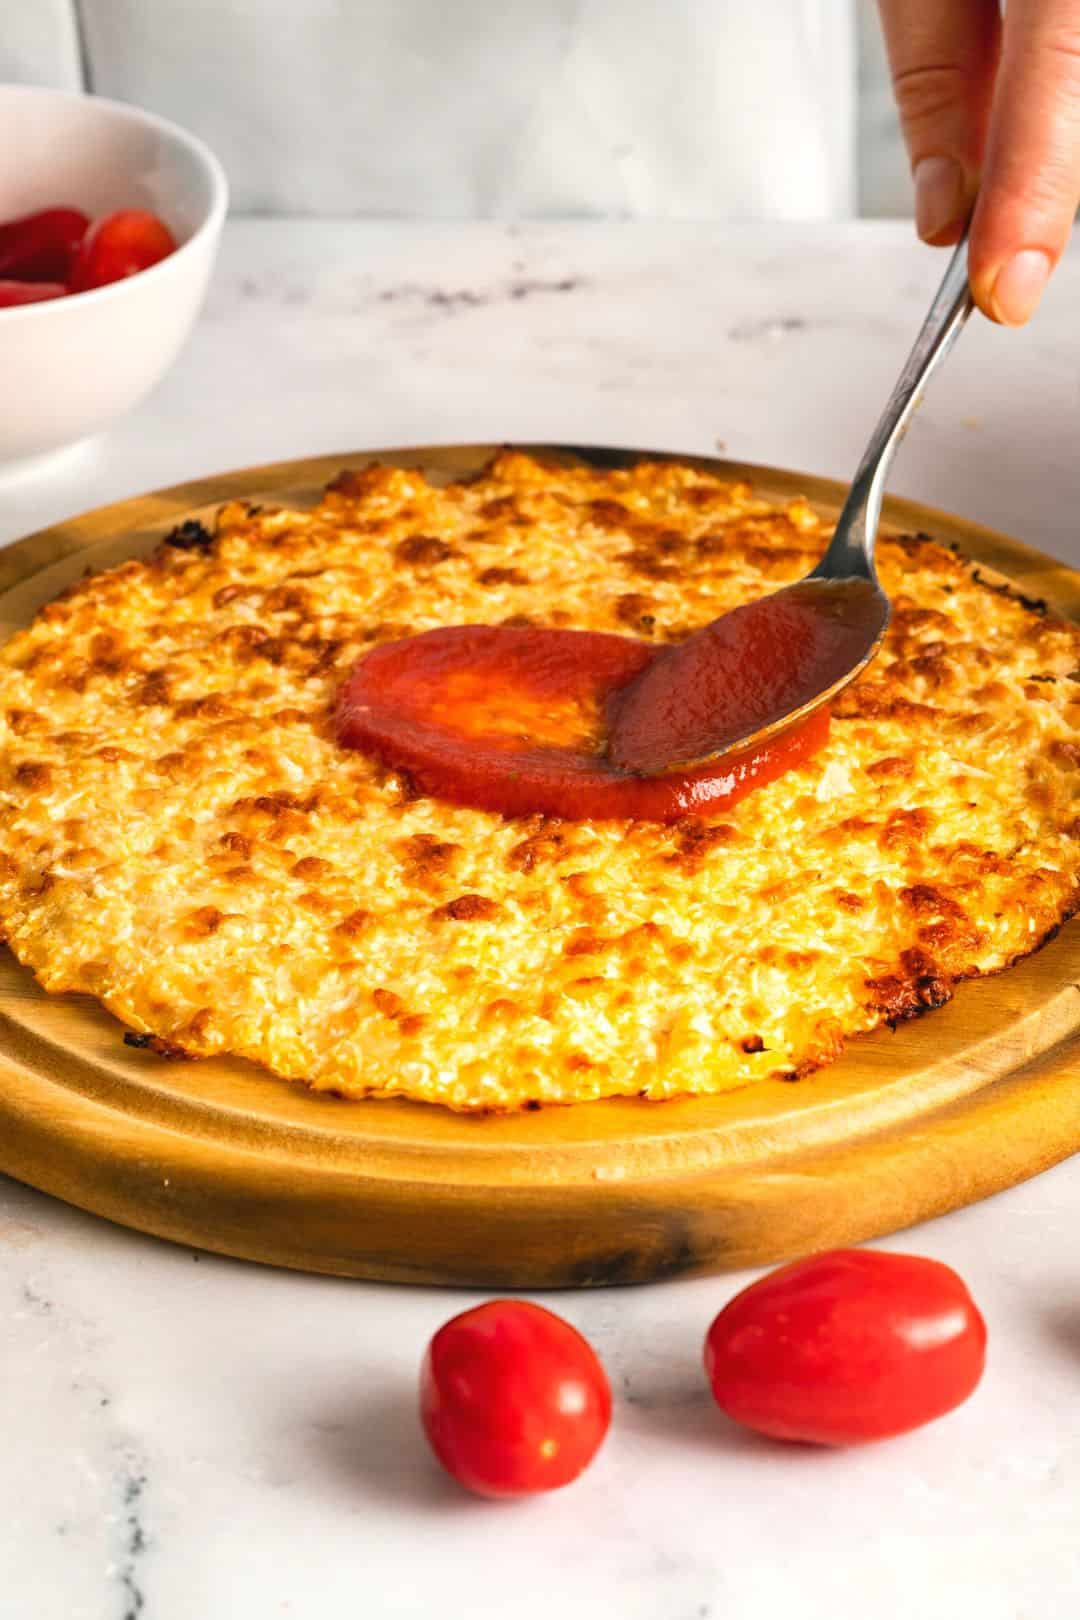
[0,452,1078,1111]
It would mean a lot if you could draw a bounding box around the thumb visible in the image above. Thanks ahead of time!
[877,0,1002,244]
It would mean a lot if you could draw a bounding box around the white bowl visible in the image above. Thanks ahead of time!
[0,84,227,474]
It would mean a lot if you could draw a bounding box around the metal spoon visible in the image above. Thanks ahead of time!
[609,226,975,777]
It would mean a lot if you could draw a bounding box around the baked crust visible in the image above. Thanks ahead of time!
[0,452,1077,1110]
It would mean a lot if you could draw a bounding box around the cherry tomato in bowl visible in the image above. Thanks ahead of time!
[420,1300,612,1497]
[704,1248,986,1446]
[0,207,88,282]
[68,209,178,293]
[0,280,67,308]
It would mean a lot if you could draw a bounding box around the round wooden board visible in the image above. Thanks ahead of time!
[2,444,1079,1289]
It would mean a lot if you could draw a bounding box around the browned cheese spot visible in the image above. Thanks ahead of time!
[432,894,501,922]
[394,535,458,566]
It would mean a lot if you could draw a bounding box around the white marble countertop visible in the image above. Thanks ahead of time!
[3,219,1080,1619]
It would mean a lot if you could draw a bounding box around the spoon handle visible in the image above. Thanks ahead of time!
[816,224,975,580]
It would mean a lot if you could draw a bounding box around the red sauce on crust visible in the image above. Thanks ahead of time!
[335,625,829,823]
[608,580,878,774]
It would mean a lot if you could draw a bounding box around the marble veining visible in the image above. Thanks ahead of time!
[377,274,586,311]
[114,1469,148,1620]
[2,219,1080,1619]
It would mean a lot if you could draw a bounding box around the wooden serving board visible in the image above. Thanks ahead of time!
[2,445,1079,1288]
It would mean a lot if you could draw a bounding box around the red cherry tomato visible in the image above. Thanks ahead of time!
[704,1248,987,1446]
[0,280,67,308]
[420,1300,612,1497]
[0,208,88,281]
[68,210,178,293]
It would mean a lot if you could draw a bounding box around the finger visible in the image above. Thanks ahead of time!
[969,0,1080,325]
[877,0,1002,244]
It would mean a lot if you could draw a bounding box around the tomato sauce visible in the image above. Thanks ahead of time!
[608,578,879,774]
[335,621,831,823]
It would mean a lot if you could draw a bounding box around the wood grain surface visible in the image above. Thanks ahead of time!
[1,444,1078,1288]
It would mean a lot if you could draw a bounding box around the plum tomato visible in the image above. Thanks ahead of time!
[420,1300,612,1497]
[0,208,88,281]
[703,1248,987,1446]
[0,280,67,308]
[68,209,178,292]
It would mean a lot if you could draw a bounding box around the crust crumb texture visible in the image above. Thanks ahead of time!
[1,452,1077,1111]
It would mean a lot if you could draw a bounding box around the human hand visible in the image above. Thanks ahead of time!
[877,0,1080,324]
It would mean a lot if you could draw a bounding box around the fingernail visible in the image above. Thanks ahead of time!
[990,250,1052,326]
[914,156,965,241]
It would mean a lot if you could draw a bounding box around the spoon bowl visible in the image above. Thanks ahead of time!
[608,575,890,776]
